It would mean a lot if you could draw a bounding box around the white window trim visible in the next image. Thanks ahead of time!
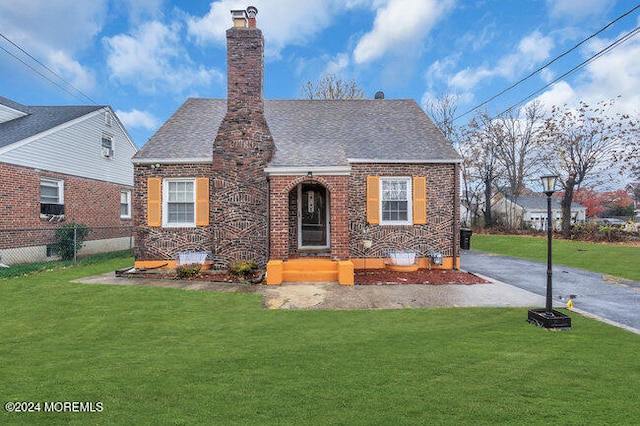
[162,178,196,228]
[120,190,132,219]
[41,178,64,205]
[101,133,114,158]
[380,176,412,226]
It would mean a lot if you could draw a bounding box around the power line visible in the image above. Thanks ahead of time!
[0,33,98,105]
[498,25,640,117]
[454,3,640,121]
[0,32,153,144]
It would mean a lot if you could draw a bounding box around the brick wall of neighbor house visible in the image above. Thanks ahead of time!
[348,163,458,259]
[0,162,133,250]
[210,24,275,268]
[269,175,349,261]
[133,163,213,262]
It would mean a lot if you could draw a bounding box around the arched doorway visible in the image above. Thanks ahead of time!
[298,183,330,249]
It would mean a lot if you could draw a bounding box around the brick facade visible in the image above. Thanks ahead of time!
[133,163,213,263]
[209,25,275,268]
[0,161,133,249]
[348,163,458,259]
[269,175,349,261]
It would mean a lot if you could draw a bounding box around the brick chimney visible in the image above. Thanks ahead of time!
[226,6,264,114]
[211,6,275,268]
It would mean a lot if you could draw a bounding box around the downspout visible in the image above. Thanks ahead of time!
[266,175,270,264]
[453,163,460,270]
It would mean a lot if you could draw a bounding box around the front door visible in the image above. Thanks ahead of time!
[299,184,329,248]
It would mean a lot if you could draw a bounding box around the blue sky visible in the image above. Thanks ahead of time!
[1,0,639,149]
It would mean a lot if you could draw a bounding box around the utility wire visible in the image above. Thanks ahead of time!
[0,33,98,105]
[498,25,640,117]
[454,3,640,121]
[0,32,153,145]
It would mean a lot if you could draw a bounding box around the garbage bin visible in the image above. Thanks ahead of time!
[460,228,472,250]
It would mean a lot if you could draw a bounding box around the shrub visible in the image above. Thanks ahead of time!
[228,259,258,278]
[53,223,90,260]
[176,263,202,279]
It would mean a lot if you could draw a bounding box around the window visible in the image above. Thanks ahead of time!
[380,177,412,225]
[101,134,113,157]
[120,190,131,219]
[40,178,64,215]
[163,179,196,227]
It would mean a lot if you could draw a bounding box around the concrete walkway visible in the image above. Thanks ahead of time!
[74,271,543,310]
[461,250,640,334]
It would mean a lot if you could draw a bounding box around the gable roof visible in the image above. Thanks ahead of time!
[133,98,461,167]
[0,96,103,149]
[510,196,585,210]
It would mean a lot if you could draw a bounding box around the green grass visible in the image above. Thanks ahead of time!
[1,257,640,424]
[471,234,640,281]
[0,249,134,280]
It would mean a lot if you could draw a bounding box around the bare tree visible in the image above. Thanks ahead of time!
[492,101,546,227]
[300,74,365,100]
[540,98,639,237]
[463,111,504,228]
[425,93,459,144]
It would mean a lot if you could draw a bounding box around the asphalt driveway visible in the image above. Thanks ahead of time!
[461,250,640,334]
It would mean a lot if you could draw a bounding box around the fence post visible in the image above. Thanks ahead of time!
[73,225,78,266]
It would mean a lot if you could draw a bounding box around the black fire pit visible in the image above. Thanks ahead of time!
[527,309,572,329]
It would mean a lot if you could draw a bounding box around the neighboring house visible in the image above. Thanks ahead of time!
[492,195,586,230]
[131,7,462,285]
[0,95,138,264]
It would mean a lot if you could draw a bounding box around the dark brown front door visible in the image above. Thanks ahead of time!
[300,184,328,248]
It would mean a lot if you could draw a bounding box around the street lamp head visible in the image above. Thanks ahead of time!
[540,174,559,196]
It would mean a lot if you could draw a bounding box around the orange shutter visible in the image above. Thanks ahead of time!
[195,178,209,226]
[413,176,427,225]
[366,176,380,224]
[147,178,161,227]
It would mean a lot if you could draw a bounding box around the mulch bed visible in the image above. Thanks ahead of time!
[354,269,488,285]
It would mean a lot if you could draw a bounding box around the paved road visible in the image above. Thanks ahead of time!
[461,250,640,334]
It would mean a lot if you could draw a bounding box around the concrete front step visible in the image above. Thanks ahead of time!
[266,258,354,285]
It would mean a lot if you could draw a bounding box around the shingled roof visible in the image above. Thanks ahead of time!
[132,98,461,167]
[0,96,104,149]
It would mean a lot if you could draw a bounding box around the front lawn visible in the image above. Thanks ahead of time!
[1,257,639,424]
[470,234,640,281]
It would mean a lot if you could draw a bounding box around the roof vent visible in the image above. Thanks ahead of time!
[246,6,258,28]
[374,91,385,100]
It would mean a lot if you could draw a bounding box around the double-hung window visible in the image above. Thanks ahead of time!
[163,179,196,227]
[380,177,412,225]
[120,190,132,219]
[40,178,64,215]
[101,134,114,157]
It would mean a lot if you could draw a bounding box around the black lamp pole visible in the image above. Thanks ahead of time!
[541,175,558,317]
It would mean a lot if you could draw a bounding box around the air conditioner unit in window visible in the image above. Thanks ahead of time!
[102,147,113,157]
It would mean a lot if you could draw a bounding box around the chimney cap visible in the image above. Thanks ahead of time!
[246,6,258,18]
[231,9,247,27]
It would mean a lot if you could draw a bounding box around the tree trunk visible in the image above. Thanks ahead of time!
[484,180,493,228]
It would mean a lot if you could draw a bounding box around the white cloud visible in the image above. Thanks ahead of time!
[47,50,95,92]
[448,31,554,91]
[353,0,455,64]
[0,0,107,92]
[323,53,351,75]
[116,108,160,130]
[186,0,346,58]
[104,21,223,94]
[546,0,611,22]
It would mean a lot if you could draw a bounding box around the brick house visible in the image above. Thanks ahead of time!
[0,95,137,264]
[132,7,462,285]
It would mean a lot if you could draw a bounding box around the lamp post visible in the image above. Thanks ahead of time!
[527,175,571,329]
[540,175,558,316]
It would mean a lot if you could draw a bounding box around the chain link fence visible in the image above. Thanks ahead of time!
[0,225,133,276]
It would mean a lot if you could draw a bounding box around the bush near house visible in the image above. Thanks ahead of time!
[52,223,90,260]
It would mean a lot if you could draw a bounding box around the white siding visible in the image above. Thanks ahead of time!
[0,109,136,186]
[0,104,27,123]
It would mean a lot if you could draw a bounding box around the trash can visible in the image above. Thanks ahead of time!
[460,228,472,250]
